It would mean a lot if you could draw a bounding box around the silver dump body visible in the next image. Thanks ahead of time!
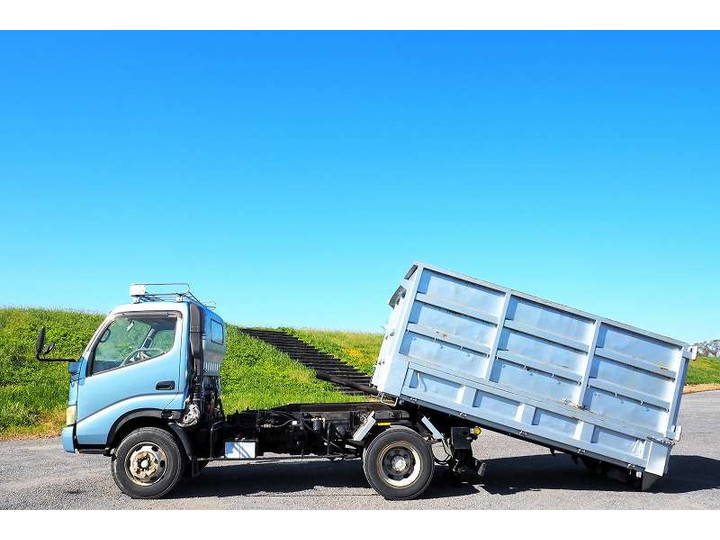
[372,263,695,485]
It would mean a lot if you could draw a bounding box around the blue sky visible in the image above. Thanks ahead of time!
[0,31,717,342]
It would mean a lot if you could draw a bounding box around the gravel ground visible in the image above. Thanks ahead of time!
[1,391,718,510]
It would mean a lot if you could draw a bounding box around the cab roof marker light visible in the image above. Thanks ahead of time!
[129,284,147,298]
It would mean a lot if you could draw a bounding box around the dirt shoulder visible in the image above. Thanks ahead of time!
[683,383,720,394]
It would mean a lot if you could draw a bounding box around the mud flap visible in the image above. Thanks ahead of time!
[450,456,487,481]
[641,471,660,491]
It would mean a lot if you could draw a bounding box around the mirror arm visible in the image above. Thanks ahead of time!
[36,352,77,362]
[35,326,77,362]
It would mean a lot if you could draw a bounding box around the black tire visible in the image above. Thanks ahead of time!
[111,427,186,499]
[362,426,434,500]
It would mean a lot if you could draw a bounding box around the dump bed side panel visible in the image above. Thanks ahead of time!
[372,263,693,475]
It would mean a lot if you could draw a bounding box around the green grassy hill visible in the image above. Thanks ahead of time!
[1,307,718,439]
[0,308,105,438]
[685,355,720,385]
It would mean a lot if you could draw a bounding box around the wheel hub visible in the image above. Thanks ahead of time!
[391,455,408,472]
[126,443,167,486]
[378,444,421,487]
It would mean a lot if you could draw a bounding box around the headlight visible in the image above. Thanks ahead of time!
[66,405,77,426]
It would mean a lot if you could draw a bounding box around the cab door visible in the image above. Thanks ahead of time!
[75,310,185,445]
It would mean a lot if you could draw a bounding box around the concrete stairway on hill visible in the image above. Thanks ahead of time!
[239,328,373,397]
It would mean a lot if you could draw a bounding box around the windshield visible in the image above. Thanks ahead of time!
[91,314,177,374]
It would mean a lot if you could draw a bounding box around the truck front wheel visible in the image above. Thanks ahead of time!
[111,427,186,499]
[362,426,434,500]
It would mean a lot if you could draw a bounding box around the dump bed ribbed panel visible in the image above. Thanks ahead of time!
[372,263,694,479]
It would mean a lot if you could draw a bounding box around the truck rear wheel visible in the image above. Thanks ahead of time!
[111,427,186,499]
[362,426,434,500]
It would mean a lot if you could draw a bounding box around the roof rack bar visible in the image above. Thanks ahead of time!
[129,283,215,309]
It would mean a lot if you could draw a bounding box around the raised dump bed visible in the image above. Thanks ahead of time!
[372,262,696,488]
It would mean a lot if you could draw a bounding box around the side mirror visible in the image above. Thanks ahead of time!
[35,326,46,357]
[35,326,74,362]
[68,361,81,376]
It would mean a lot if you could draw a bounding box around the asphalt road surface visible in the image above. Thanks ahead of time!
[1,391,718,510]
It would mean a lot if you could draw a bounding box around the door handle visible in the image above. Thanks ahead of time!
[156,380,175,391]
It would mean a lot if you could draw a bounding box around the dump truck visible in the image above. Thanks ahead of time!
[37,264,695,500]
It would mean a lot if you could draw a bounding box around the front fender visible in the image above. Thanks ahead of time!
[75,393,185,446]
[104,409,195,459]
[105,408,165,447]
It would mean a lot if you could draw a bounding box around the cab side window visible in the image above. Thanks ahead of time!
[92,315,177,374]
[210,319,224,344]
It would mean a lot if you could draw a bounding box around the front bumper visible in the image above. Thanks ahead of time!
[61,426,76,453]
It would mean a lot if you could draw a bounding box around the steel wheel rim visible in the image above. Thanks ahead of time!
[125,442,168,486]
[377,442,422,488]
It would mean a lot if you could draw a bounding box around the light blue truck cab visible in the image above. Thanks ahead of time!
[64,286,225,452]
[39,284,227,498]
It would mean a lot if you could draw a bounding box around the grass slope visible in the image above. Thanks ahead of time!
[0,308,360,439]
[0,308,104,438]
[283,327,381,375]
[685,356,720,385]
[1,308,719,439]
[221,326,365,412]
